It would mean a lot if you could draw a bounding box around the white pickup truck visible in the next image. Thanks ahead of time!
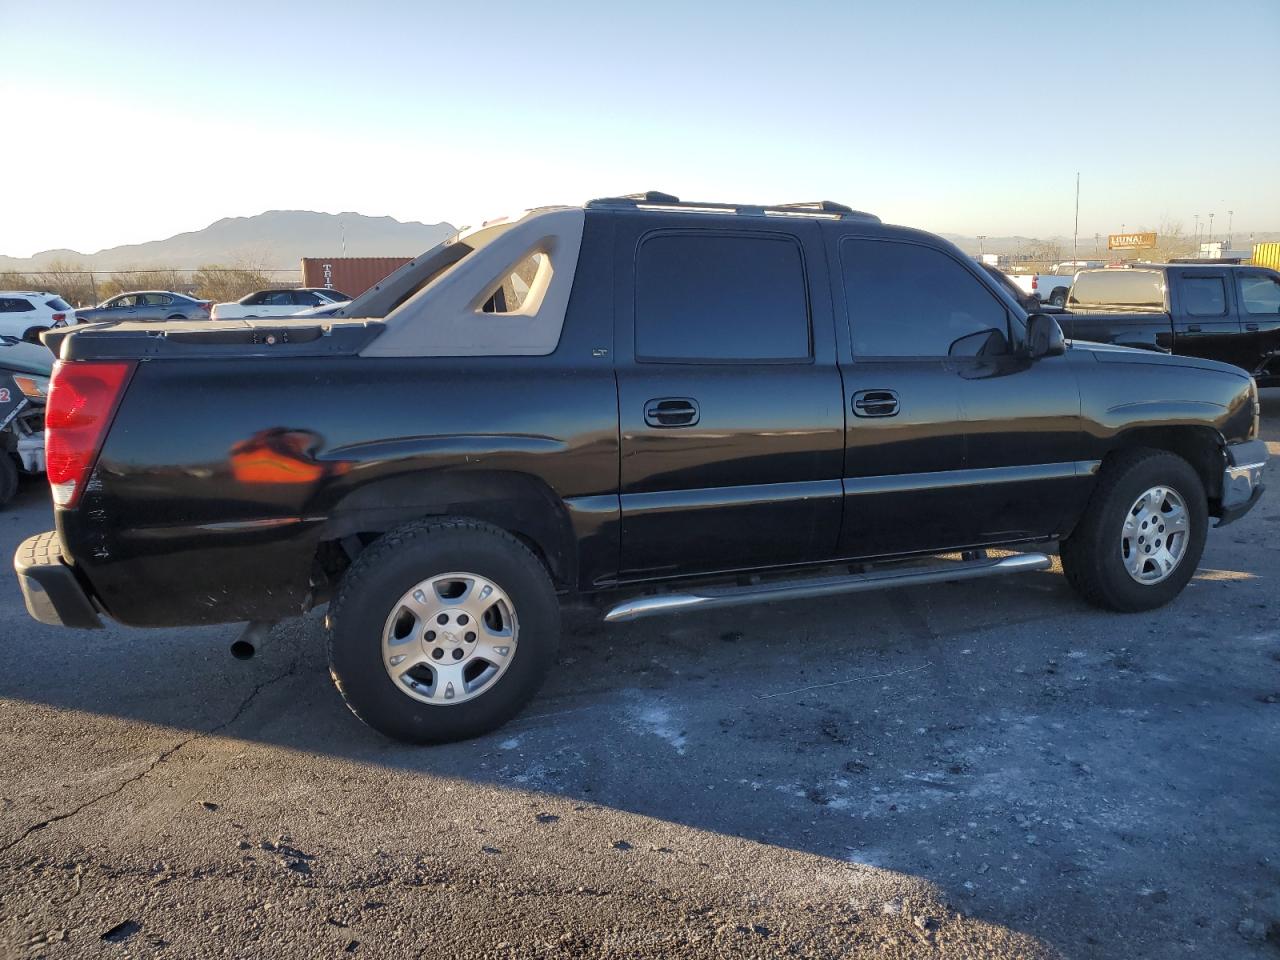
[1009,261,1107,307]
[1009,269,1076,307]
[211,287,350,320]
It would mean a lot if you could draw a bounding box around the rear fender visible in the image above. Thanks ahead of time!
[318,470,576,587]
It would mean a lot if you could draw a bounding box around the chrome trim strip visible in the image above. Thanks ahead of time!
[843,462,1099,496]
[604,552,1052,623]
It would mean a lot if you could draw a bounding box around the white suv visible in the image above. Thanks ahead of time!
[0,292,76,343]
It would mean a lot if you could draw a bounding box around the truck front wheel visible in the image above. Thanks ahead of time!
[326,518,560,743]
[1060,450,1207,612]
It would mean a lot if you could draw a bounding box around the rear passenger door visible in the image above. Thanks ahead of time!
[1170,270,1248,369]
[614,219,845,579]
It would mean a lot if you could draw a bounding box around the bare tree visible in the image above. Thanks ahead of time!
[191,260,274,303]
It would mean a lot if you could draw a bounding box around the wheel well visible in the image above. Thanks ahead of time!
[1107,427,1225,506]
[311,471,575,595]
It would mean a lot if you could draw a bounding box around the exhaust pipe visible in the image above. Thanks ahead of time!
[231,621,275,660]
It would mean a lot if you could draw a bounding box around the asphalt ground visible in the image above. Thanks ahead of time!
[1,392,1278,959]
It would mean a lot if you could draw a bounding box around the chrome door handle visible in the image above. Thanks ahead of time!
[852,390,899,417]
[644,397,700,427]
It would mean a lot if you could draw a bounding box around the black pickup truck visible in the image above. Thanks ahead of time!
[14,193,1269,743]
[1064,264,1280,386]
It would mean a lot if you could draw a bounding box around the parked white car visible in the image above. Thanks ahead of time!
[211,288,351,320]
[0,292,75,343]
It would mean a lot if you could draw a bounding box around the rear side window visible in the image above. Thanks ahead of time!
[482,252,547,314]
[841,239,1009,358]
[1069,270,1166,309]
[0,298,34,313]
[1180,276,1227,316]
[293,291,323,306]
[46,297,72,311]
[1237,274,1280,315]
[634,232,811,362]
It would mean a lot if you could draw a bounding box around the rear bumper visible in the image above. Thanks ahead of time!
[1216,439,1268,527]
[12,531,102,628]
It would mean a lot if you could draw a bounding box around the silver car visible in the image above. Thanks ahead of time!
[76,291,213,324]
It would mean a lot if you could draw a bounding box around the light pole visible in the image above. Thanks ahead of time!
[1208,212,1214,242]
[1073,172,1080,266]
[976,235,986,257]
[1193,214,1199,245]
[1227,210,1233,247]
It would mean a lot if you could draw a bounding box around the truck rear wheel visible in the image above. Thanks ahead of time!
[327,518,560,743]
[1060,450,1207,612]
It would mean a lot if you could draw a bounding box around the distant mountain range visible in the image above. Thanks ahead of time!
[2,212,1275,274]
[0,211,457,272]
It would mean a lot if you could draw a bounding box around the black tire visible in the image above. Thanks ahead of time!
[327,518,560,743]
[20,327,48,344]
[1049,288,1068,307]
[0,454,18,506]
[1060,449,1207,612]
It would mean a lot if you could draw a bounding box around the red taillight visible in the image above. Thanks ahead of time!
[1031,276,1039,290]
[52,312,66,323]
[45,360,135,508]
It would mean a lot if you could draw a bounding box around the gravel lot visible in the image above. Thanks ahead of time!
[2,392,1278,959]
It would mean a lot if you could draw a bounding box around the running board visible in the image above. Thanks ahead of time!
[603,552,1052,623]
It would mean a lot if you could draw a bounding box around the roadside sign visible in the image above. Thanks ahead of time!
[1108,232,1157,250]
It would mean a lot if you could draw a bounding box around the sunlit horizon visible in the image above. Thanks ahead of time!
[3,0,1278,258]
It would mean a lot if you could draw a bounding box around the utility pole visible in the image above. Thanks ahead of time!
[1094,233,1100,255]
[976,235,986,257]
[1072,172,1080,266]
[1193,214,1199,244]
[1208,212,1214,242]
[1227,210,1233,247]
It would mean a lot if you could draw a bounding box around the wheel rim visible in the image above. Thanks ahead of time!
[1120,485,1190,585]
[381,572,518,706]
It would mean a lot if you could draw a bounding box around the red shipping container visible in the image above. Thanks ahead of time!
[299,257,412,299]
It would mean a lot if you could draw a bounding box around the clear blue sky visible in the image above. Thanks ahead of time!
[3,0,1278,256]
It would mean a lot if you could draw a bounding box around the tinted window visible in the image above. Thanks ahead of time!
[317,289,350,302]
[634,232,810,362]
[261,291,293,306]
[842,239,1009,358]
[1237,274,1280,315]
[46,297,72,311]
[293,291,323,306]
[1069,270,1165,308]
[1180,276,1226,316]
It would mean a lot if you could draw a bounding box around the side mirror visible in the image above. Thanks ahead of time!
[1026,313,1066,359]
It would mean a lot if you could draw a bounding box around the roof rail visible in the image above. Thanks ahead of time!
[586,192,880,223]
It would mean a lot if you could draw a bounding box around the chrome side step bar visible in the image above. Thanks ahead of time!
[603,552,1052,623]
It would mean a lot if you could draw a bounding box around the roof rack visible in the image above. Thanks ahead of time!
[587,191,880,223]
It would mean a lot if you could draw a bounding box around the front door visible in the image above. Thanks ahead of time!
[615,219,845,579]
[832,234,1082,555]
